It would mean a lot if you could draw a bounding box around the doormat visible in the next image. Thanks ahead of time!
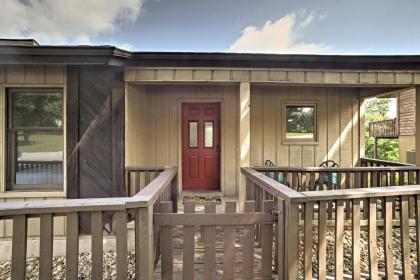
[182,195,222,205]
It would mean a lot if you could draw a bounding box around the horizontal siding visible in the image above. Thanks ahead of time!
[399,88,416,136]
[250,86,361,167]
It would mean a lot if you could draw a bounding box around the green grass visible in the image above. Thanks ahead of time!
[18,132,63,153]
[286,132,313,138]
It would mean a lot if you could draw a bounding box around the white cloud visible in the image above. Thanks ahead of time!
[0,0,142,45]
[228,12,330,54]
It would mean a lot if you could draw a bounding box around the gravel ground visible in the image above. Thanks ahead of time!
[0,251,137,280]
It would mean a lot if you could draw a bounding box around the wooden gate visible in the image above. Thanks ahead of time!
[154,200,276,279]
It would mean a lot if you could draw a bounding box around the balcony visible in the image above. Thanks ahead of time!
[369,118,399,138]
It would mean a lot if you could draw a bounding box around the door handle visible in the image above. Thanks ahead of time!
[216,145,221,152]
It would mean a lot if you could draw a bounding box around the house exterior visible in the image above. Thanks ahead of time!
[2,39,420,238]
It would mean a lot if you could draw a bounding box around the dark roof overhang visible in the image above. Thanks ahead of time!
[1,44,420,70]
[0,45,131,66]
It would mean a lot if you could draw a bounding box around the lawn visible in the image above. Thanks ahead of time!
[17,132,63,153]
[286,132,314,138]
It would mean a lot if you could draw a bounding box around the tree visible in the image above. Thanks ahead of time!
[364,98,399,161]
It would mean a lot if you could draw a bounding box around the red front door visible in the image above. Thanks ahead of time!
[182,103,220,190]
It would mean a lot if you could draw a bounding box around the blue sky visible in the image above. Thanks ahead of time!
[1,0,420,54]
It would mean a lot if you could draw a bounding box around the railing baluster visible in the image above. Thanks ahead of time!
[384,197,394,280]
[304,202,314,280]
[368,198,379,280]
[400,196,412,280]
[66,212,79,279]
[11,215,27,280]
[335,200,344,280]
[39,213,53,279]
[352,198,361,280]
[91,211,103,280]
[243,201,255,279]
[115,211,128,280]
[261,200,273,279]
[318,201,327,280]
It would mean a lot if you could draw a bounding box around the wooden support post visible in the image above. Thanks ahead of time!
[276,199,285,280]
[136,206,154,280]
[238,82,251,210]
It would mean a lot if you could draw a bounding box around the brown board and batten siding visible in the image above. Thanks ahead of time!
[251,86,362,168]
[0,65,67,238]
[126,84,239,196]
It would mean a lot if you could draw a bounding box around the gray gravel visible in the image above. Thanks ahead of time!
[0,251,137,280]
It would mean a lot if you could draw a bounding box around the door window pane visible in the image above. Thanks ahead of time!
[189,121,198,147]
[204,121,213,147]
[286,105,315,140]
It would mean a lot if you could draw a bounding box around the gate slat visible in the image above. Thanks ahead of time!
[66,212,79,280]
[223,201,236,279]
[261,200,273,279]
[243,201,255,279]
[11,215,27,280]
[204,202,216,280]
[91,211,103,280]
[183,202,195,280]
[160,202,173,280]
[39,213,53,279]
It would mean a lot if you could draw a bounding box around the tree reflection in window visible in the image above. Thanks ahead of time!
[286,105,315,140]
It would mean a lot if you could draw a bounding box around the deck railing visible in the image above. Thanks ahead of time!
[0,166,177,280]
[242,166,420,279]
[360,157,414,167]
[369,118,399,138]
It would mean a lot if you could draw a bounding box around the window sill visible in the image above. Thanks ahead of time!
[0,191,66,199]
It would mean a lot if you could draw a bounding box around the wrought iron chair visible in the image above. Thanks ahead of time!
[315,160,339,189]
[264,160,291,187]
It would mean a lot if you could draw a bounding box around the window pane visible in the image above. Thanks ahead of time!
[286,106,315,139]
[189,121,198,147]
[204,121,213,147]
[9,131,64,186]
[10,91,63,128]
